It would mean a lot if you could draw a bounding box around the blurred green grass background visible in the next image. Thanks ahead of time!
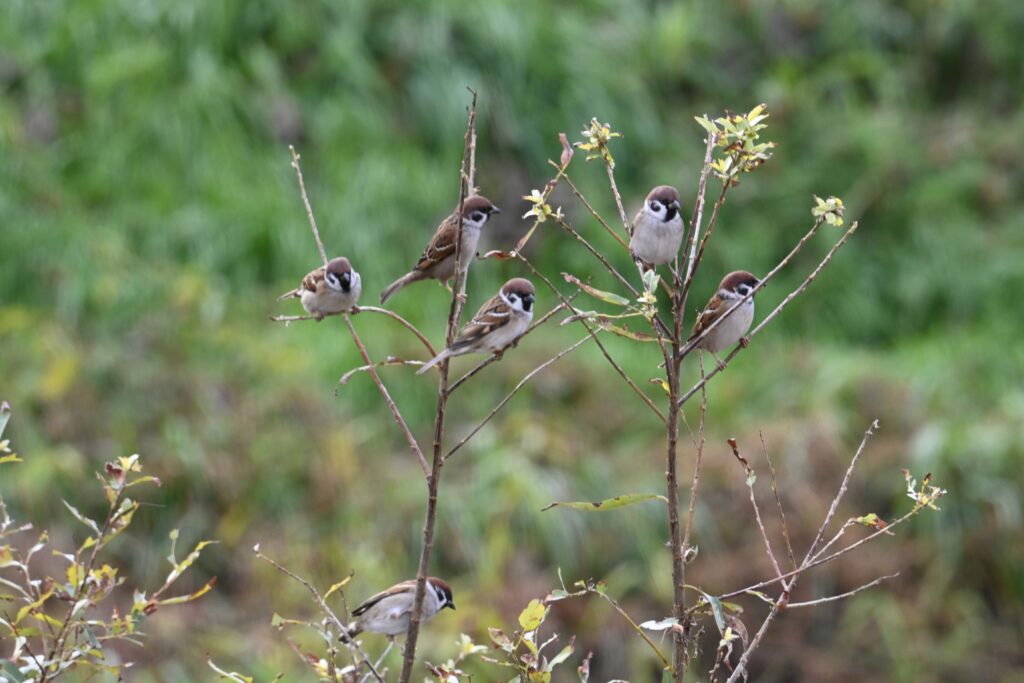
[2,0,1023,680]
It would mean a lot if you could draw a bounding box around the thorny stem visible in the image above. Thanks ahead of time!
[399,89,477,683]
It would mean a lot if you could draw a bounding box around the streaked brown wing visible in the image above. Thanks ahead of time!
[351,580,416,617]
[452,295,513,349]
[300,266,327,293]
[414,214,458,272]
[277,265,325,300]
[689,295,725,340]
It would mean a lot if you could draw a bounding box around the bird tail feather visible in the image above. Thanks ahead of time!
[416,348,452,375]
[380,272,419,304]
[338,622,361,643]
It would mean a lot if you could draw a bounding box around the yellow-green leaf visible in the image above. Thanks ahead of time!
[518,598,547,632]
[562,273,630,306]
[542,494,667,512]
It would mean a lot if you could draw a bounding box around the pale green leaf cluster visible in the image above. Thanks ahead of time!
[812,195,846,226]
[696,103,776,183]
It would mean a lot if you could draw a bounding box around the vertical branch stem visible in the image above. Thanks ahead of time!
[398,92,477,683]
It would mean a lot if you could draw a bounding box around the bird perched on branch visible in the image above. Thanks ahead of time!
[278,256,361,320]
[630,185,684,268]
[339,577,455,642]
[417,278,535,375]
[686,270,760,369]
[380,196,501,304]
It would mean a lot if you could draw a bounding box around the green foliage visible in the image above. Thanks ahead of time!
[1,0,1022,680]
[0,413,213,681]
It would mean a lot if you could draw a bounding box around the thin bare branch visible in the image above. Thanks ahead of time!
[804,419,879,561]
[337,358,423,387]
[682,131,716,285]
[519,255,666,422]
[356,306,438,357]
[681,363,709,567]
[344,314,430,479]
[604,161,631,238]
[561,170,630,249]
[255,547,383,683]
[289,146,328,268]
[447,298,573,395]
[785,573,899,609]
[444,334,593,461]
[678,220,860,406]
[760,432,796,573]
[729,438,784,583]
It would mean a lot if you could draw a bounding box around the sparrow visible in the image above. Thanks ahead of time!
[380,196,501,304]
[278,256,361,320]
[340,577,455,642]
[686,270,760,369]
[630,185,684,267]
[416,278,535,375]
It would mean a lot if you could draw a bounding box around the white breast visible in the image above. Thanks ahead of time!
[483,309,533,352]
[630,214,684,265]
[300,274,361,316]
[701,298,754,353]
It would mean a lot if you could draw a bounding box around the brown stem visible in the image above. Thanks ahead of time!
[444,335,592,461]
[344,315,430,478]
[289,145,329,268]
[518,256,665,422]
[446,299,573,396]
[561,171,630,250]
[398,90,477,683]
[677,219,860,405]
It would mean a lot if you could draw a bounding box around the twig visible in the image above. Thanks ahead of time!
[681,364,708,567]
[519,255,666,422]
[399,90,477,683]
[255,547,384,683]
[678,220,859,406]
[446,299,573,395]
[804,420,879,561]
[360,641,396,683]
[683,131,716,285]
[337,358,423,386]
[357,306,438,357]
[444,334,593,461]
[271,307,437,358]
[344,315,430,479]
[289,146,328,268]
[724,420,881,682]
[760,432,796,572]
[604,162,631,239]
[728,438,784,583]
[785,573,899,609]
[561,171,630,249]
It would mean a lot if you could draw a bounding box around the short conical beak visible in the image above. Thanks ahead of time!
[490,206,501,215]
